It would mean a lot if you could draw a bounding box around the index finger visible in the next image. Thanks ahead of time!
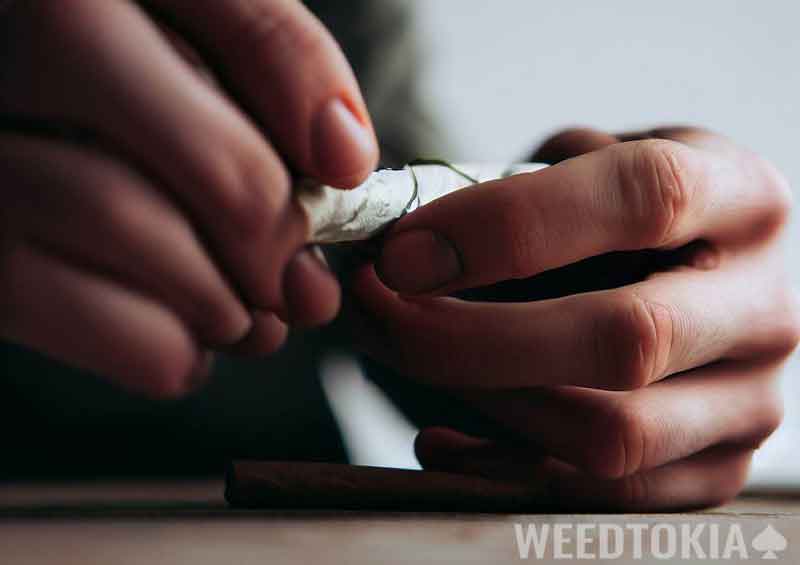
[145,0,379,187]
[376,139,791,294]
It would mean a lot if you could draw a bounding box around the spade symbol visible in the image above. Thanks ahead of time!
[752,524,787,559]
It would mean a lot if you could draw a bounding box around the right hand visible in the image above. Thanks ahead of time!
[0,0,378,397]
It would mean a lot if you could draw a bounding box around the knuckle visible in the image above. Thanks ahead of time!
[491,186,541,279]
[735,382,783,451]
[763,390,785,439]
[618,140,696,247]
[83,179,251,347]
[201,145,290,238]
[787,298,800,353]
[775,287,800,358]
[757,158,794,235]
[756,383,785,444]
[709,451,754,507]
[599,294,672,390]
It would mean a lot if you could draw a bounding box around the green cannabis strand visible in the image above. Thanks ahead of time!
[406,157,479,184]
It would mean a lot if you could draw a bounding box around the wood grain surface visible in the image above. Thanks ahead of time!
[1,479,798,564]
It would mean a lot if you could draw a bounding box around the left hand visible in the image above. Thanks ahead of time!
[350,126,800,511]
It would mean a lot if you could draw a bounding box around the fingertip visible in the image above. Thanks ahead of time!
[414,427,483,467]
[135,348,213,401]
[282,247,341,327]
[227,310,288,357]
[350,263,396,312]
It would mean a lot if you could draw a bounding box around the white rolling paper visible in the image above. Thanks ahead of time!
[297,162,549,243]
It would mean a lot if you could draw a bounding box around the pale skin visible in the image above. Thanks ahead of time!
[1,1,797,510]
[0,0,378,396]
[353,127,800,511]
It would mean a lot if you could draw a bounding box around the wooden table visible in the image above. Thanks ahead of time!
[1,480,799,564]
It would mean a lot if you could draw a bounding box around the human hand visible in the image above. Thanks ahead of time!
[0,0,378,397]
[352,127,799,510]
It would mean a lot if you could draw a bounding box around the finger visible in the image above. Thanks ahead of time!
[0,242,206,399]
[352,259,800,390]
[376,138,792,294]
[0,133,251,347]
[144,0,379,187]
[617,125,740,155]
[225,310,288,357]
[548,445,754,511]
[533,126,736,164]
[465,360,784,480]
[416,427,754,511]
[0,1,317,311]
[415,427,545,482]
[281,247,340,328]
[531,127,619,164]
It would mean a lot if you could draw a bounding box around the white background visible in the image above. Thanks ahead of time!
[410,0,800,485]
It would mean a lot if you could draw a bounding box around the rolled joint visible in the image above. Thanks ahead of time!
[296,162,549,244]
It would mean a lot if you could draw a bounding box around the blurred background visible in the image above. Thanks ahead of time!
[328,0,800,488]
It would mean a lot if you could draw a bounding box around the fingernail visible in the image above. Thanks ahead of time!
[377,230,461,293]
[313,97,377,186]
